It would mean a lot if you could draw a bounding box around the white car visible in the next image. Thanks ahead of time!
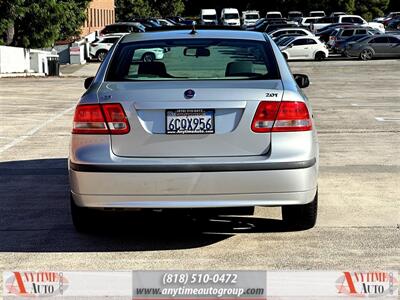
[309,11,326,17]
[157,19,175,26]
[201,9,218,25]
[266,11,282,19]
[90,35,122,61]
[242,10,260,27]
[221,8,241,26]
[269,28,314,40]
[312,15,385,33]
[300,17,322,28]
[280,36,329,61]
[90,35,164,62]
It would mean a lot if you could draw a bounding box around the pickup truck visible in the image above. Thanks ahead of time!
[311,15,385,33]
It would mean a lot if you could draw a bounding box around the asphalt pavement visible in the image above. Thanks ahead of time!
[0,60,399,280]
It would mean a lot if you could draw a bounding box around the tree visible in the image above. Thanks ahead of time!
[153,0,185,16]
[0,0,24,45]
[354,0,390,20]
[115,0,184,19]
[0,0,90,48]
[58,0,91,41]
[116,0,154,20]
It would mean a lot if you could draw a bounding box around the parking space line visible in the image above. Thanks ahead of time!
[0,105,75,154]
[352,103,400,107]
[375,117,400,122]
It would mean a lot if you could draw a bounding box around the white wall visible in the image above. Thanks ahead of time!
[0,46,31,73]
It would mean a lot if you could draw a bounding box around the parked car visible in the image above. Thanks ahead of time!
[327,26,370,49]
[330,12,346,17]
[157,18,175,26]
[386,18,400,30]
[265,22,299,33]
[200,9,218,25]
[280,36,329,60]
[383,12,400,26]
[275,34,302,46]
[333,34,370,55]
[266,11,283,19]
[242,10,260,27]
[316,23,355,43]
[288,11,303,22]
[247,18,291,32]
[100,22,145,36]
[311,15,385,33]
[89,35,164,62]
[221,8,241,26]
[166,16,185,24]
[309,11,326,17]
[300,17,322,29]
[345,34,400,60]
[269,28,314,40]
[132,18,162,28]
[89,35,121,61]
[70,29,319,232]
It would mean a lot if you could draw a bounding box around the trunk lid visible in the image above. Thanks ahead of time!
[98,80,283,157]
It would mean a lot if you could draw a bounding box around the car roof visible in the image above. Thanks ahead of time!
[100,35,123,38]
[274,27,307,31]
[201,9,216,13]
[291,35,317,40]
[107,22,141,26]
[121,30,267,43]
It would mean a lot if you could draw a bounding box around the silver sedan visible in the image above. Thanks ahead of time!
[345,34,400,60]
[69,29,319,232]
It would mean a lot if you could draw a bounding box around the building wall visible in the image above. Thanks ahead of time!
[81,0,115,37]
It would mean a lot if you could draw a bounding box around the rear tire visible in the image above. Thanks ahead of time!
[141,52,156,62]
[70,193,95,233]
[282,190,318,230]
[360,49,373,61]
[315,51,326,61]
[96,50,108,62]
[282,53,288,61]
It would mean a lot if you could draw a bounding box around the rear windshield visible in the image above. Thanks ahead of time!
[224,14,239,19]
[203,15,216,20]
[245,14,259,19]
[267,14,282,19]
[106,38,280,81]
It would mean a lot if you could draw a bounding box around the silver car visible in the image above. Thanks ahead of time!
[345,34,400,60]
[69,29,319,232]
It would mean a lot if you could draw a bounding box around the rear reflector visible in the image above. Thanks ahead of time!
[72,104,130,134]
[251,101,312,133]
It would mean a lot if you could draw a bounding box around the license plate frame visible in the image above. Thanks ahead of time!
[165,109,215,134]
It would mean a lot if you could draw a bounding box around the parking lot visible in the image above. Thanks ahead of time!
[0,59,399,272]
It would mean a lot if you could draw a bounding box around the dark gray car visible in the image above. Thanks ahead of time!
[345,35,400,60]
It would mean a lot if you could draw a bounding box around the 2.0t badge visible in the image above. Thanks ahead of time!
[184,89,195,99]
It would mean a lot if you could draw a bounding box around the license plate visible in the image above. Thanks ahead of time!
[166,109,215,134]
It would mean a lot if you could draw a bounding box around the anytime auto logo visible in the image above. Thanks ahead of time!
[5,272,69,297]
[336,272,398,297]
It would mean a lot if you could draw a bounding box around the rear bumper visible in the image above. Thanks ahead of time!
[69,163,318,208]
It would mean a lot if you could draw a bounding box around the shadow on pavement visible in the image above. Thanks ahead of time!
[0,158,292,253]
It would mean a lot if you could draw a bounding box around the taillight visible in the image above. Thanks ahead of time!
[251,101,280,132]
[251,101,312,133]
[72,104,130,134]
[102,104,130,134]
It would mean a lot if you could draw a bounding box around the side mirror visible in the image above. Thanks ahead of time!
[84,77,94,89]
[293,74,310,88]
[288,44,293,48]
